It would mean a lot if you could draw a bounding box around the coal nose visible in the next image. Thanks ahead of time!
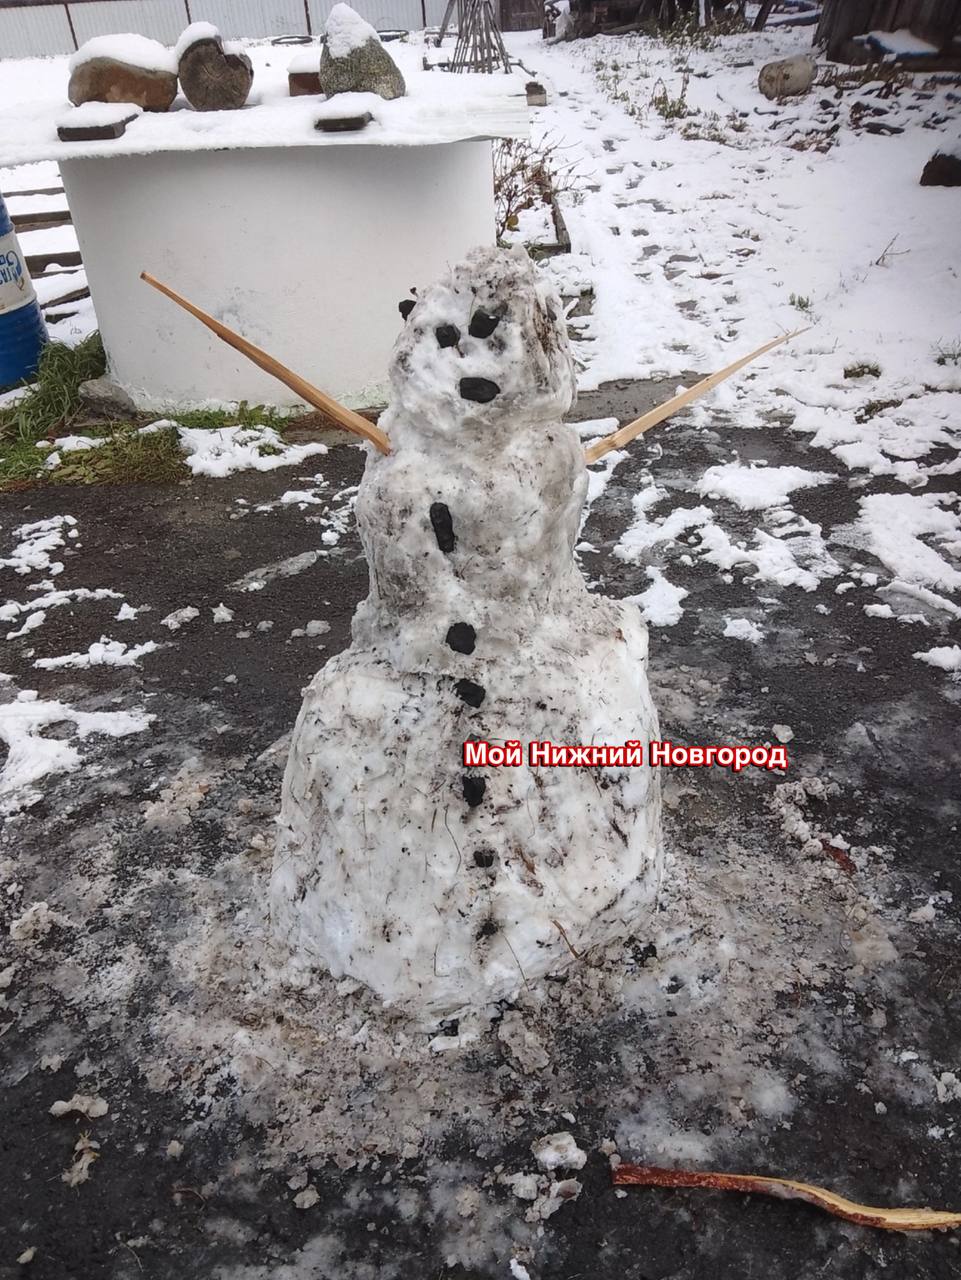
[459,377,500,404]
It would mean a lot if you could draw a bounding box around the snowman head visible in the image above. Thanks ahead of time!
[386,245,576,445]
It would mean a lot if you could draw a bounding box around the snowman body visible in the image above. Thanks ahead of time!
[271,247,662,1022]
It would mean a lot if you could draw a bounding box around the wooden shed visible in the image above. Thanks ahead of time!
[816,0,961,62]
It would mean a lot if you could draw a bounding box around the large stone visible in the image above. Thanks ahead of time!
[68,44,177,113]
[78,377,137,420]
[177,28,253,112]
[920,151,961,187]
[758,54,817,101]
[319,3,406,101]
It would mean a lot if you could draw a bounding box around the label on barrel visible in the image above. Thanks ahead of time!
[0,229,37,316]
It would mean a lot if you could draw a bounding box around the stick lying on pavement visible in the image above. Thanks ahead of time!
[583,330,805,465]
[140,272,391,455]
[613,1163,961,1232]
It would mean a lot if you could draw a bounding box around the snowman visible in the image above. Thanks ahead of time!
[270,245,662,1023]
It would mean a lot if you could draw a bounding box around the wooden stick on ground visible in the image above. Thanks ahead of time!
[583,329,806,465]
[613,1164,961,1232]
[140,272,391,455]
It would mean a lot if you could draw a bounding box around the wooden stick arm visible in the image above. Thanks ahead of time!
[140,272,391,455]
[583,329,806,465]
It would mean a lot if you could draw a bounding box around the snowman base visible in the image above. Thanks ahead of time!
[270,245,662,1024]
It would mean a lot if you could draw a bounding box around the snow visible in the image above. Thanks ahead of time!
[865,28,939,56]
[287,48,320,75]
[51,434,106,452]
[0,689,153,813]
[56,103,143,129]
[628,566,689,627]
[175,22,221,62]
[325,4,380,59]
[68,34,177,75]
[0,516,76,577]
[0,39,528,167]
[178,426,328,479]
[531,1131,587,1171]
[33,637,158,670]
[697,462,834,510]
[724,616,764,644]
[160,606,199,631]
[314,92,383,124]
[913,645,961,672]
[838,494,961,593]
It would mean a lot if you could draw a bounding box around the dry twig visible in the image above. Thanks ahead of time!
[613,1164,961,1231]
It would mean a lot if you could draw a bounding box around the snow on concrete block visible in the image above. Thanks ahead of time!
[288,48,321,97]
[271,246,662,1023]
[320,4,406,101]
[758,54,816,101]
[176,23,254,113]
[68,35,178,113]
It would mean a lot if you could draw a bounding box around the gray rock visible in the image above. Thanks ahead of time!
[758,54,816,101]
[319,31,405,100]
[78,377,137,420]
[178,36,253,112]
[68,58,177,113]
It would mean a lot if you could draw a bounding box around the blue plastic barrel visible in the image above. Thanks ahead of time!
[0,190,47,391]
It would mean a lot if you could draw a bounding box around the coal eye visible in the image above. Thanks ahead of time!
[468,310,499,338]
[398,299,415,320]
[435,324,460,348]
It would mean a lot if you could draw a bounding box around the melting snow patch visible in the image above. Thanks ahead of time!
[697,462,834,510]
[913,644,961,672]
[627,566,688,627]
[34,638,158,669]
[0,690,154,813]
[723,616,764,644]
[160,607,200,631]
[178,425,327,478]
[0,515,76,577]
[531,1132,587,1171]
[837,494,961,594]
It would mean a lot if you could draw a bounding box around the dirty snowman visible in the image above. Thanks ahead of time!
[271,245,662,1023]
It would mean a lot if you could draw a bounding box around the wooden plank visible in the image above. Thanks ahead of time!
[25,250,83,273]
[12,210,72,232]
[40,285,90,309]
[5,186,65,198]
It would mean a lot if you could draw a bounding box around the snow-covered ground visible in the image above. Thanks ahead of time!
[1,20,960,1278]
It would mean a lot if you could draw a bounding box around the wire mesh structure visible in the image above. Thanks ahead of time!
[450,0,512,71]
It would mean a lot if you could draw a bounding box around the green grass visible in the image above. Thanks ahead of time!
[0,332,298,491]
[2,424,188,489]
[0,332,107,446]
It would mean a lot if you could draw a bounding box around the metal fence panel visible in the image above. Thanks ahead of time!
[189,0,308,39]
[307,0,428,31]
[70,0,189,45]
[0,5,76,58]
